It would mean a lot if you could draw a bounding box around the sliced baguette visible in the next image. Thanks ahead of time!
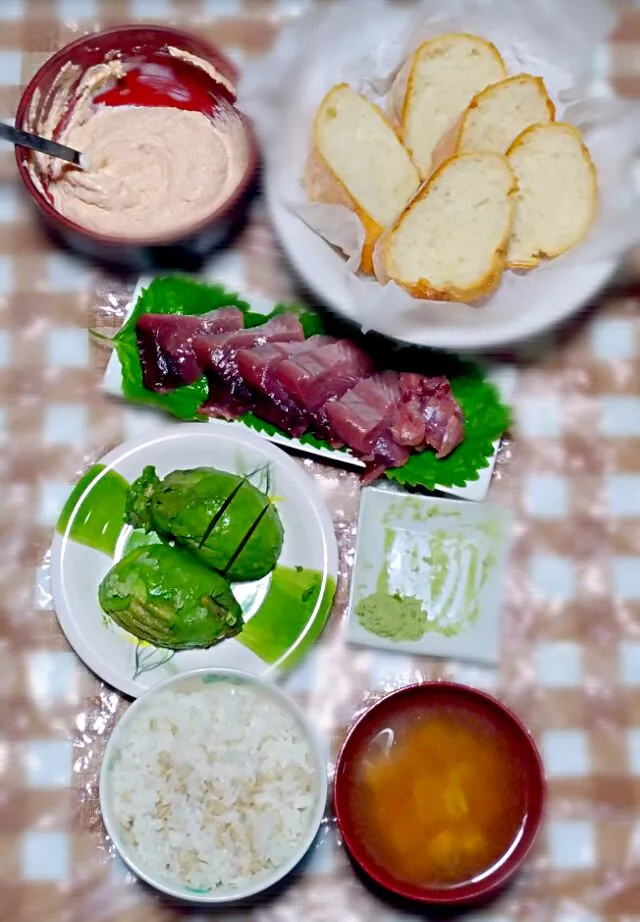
[304,83,420,274]
[381,151,517,302]
[399,33,506,179]
[506,122,597,269]
[456,74,555,154]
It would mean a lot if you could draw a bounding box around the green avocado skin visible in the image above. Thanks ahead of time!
[125,466,284,582]
[98,544,243,649]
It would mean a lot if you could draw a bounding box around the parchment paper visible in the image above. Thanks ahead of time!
[239,0,640,331]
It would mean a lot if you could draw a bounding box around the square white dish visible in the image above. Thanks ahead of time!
[102,274,516,502]
[346,486,513,664]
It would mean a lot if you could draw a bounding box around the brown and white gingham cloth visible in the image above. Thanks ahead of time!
[2,1,640,920]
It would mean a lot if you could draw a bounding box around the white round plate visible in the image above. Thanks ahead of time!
[50,422,338,698]
[266,181,617,352]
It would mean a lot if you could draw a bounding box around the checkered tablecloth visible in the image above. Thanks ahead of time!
[2,1,640,920]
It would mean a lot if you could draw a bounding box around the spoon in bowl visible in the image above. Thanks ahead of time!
[0,122,88,168]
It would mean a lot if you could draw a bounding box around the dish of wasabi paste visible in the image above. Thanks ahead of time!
[347,486,512,665]
[50,423,338,698]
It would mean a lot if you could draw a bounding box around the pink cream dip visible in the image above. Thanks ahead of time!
[49,106,243,239]
[29,53,248,240]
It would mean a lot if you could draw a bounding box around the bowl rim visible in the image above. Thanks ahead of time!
[98,666,328,904]
[14,24,260,248]
[333,680,546,906]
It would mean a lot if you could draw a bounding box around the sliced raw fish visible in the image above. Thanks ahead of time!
[136,308,244,392]
[276,340,374,409]
[398,373,465,458]
[326,371,403,454]
[275,340,375,439]
[237,335,335,435]
[133,307,466,482]
[326,371,410,479]
[362,438,411,484]
[326,369,464,479]
[194,314,305,419]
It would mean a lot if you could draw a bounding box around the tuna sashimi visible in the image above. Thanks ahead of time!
[136,308,244,392]
[363,436,411,484]
[326,371,404,454]
[326,370,464,480]
[133,307,466,482]
[236,335,335,435]
[326,371,411,480]
[398,373,464,458]
[194,314,305,419]
[274,340,375,440]
[276,340,374,409]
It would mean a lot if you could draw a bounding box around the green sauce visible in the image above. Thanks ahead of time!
[237,566,336,667]
[56,464,129,557]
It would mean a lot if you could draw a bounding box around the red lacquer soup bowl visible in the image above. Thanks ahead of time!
[333,681,546,907]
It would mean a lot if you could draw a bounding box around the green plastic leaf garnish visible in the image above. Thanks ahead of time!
[108,277,510,491]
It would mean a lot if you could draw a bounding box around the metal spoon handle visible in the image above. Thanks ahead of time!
[0,122,83,166]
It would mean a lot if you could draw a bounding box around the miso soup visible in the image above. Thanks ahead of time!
[346,702,528,888]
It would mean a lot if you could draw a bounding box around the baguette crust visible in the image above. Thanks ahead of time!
[382,152,518,302]
[429,75,555,174]
[505,122,597,270]
[303,82,411,275]
[303,143,382,274]
[400,33,507,177]
[456,74,556,152]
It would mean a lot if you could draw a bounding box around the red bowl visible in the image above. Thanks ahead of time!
[334,681,546,907]
[15,25,259,270]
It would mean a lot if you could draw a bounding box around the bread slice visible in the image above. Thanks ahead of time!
[506,122,597,269]
[456,74,555,154]
[399,33,506,179]
[304,83,420,274]
[381,151,517,302]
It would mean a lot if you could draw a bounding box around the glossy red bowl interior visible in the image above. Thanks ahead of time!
[334,681,546,907]
[15,25,258,249]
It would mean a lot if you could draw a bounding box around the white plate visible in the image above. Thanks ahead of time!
[266,180,618,352]
[51,423,338,698]
[346,486,512,664]
[103,276,516,502]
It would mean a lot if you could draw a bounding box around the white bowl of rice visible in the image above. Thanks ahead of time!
[99,668,328,902]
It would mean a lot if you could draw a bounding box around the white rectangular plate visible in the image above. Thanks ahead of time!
[102,273,516,502]
[346,487,513,664]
